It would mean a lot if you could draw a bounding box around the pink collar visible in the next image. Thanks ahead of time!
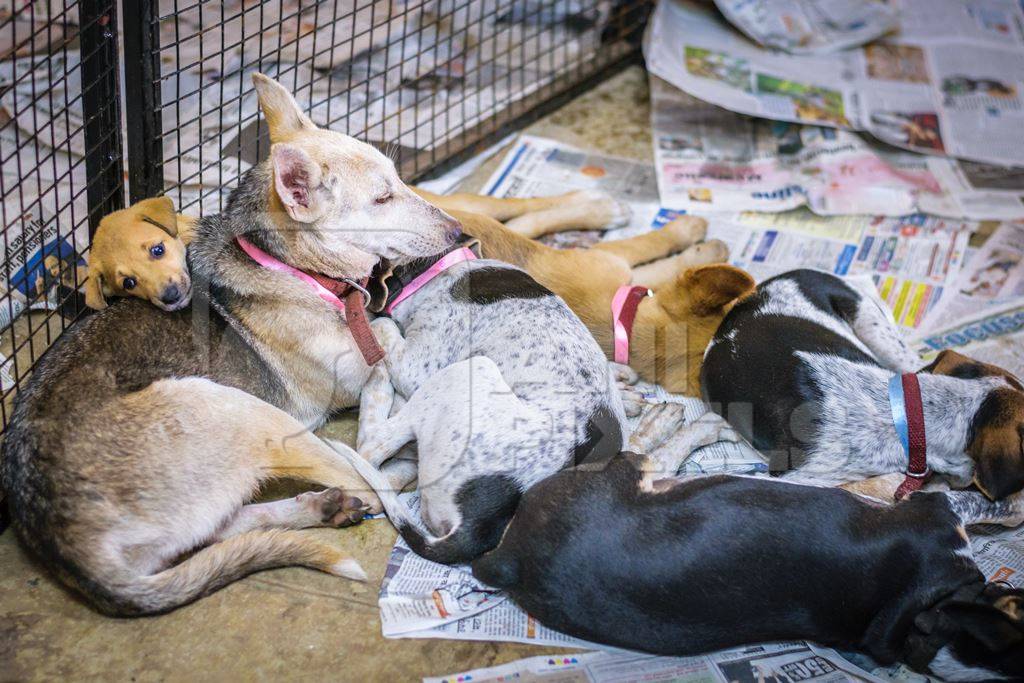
[236,235,384,365]
[611,285,651,364]
[237,235,355,314]
[385,247,477,314]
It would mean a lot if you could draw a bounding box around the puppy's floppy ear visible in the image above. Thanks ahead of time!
[680,264,756,316]
[252,72,316,143]
[271,143,323,223]
[84,269,107,310]
[924,349,1023,391]
[135,196,178,238]
[968,389,1024,500]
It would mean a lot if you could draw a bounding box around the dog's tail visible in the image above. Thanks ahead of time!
[471,548,521,589]
[90,530,366,616]
[326,440,521,565]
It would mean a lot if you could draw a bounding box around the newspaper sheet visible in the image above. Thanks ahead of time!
[650,77,1024,220]
[714,0,899,55]
[645,0,1024,166]
[920,221,1024,332]
[425,643,886,683]
[484,135,975,331]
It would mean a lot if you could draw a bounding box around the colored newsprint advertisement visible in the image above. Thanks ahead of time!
[645,0,1024,166]
[650,77,1024,220]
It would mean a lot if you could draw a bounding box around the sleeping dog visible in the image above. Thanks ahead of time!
[334,251,628,565]
[702,269,1024,499]
[470,421,1024,680]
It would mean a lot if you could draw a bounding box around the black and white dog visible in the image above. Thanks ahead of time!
[335,250,629,564]
[470,436,1024,680]
[702,269,1024,499]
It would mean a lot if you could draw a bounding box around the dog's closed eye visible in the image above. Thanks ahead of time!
[375,192,393,205]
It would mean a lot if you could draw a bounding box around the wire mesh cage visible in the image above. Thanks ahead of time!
[0,0,650,436]
[129,0,650,211]
[0,0,123,428]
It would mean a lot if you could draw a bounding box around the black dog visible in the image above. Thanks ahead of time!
[472,452,1024,680]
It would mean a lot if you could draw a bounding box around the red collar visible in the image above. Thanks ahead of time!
[611,285,651,364]
[236,236,384,366]
[889,373,931,500]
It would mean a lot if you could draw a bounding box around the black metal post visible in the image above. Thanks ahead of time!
[79,0,125,236]
[121,0,164,204]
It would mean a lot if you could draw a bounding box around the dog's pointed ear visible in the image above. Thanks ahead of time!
[136,196,178,238]
[680,264,756,316]
[271,143,323,223]
[84,270,107,310]
[252,73,316,143]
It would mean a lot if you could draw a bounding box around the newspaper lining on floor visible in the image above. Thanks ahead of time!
[920,221,1024,332]
[713,0,899,55]
[650,77,1024,220]
[425,643,887,683]
[482,134,980,331]
[645,0,1024,166]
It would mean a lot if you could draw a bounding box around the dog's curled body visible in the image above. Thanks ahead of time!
[472,454,1024,679]
[350,256,628,564]
[0,72,462,614]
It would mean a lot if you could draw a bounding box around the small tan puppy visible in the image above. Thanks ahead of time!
[85,196,194,311]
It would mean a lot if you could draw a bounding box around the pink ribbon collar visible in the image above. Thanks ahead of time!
[611,285,651,365]
[385,247,477,314]
[236,235,384,365]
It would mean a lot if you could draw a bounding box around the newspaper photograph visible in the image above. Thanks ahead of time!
[644,0,1024,166]
[920,220,1024,332]
[425,643,885,683]
[650,78,1024,220]
[713,0,899,55]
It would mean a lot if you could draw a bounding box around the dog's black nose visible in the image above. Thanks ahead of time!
[161,285,181,305]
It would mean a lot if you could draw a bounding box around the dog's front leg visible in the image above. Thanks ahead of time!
[644,411,741,477]
[358,363,396,453]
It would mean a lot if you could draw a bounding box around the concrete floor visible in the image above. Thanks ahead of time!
[0,66,652,682]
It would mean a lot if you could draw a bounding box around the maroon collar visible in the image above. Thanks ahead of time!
[236,236,384,366]
[305,272,384,366]
[889,373,931,500]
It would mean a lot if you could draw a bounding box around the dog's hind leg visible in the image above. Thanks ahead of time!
[944,490,1024,528]
[417,187,629,230]
[631,241,730,290]
[593,216,708,267]
[213,488,366,541]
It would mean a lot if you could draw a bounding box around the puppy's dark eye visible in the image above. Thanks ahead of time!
[150,243,165,258]
[123,277,137,291]
[375,193,392,205]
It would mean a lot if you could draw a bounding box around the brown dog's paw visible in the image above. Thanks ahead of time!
[663,216,708,249]
[681,238,729,266]
[299,488,368,527]
[566,189,631,229]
